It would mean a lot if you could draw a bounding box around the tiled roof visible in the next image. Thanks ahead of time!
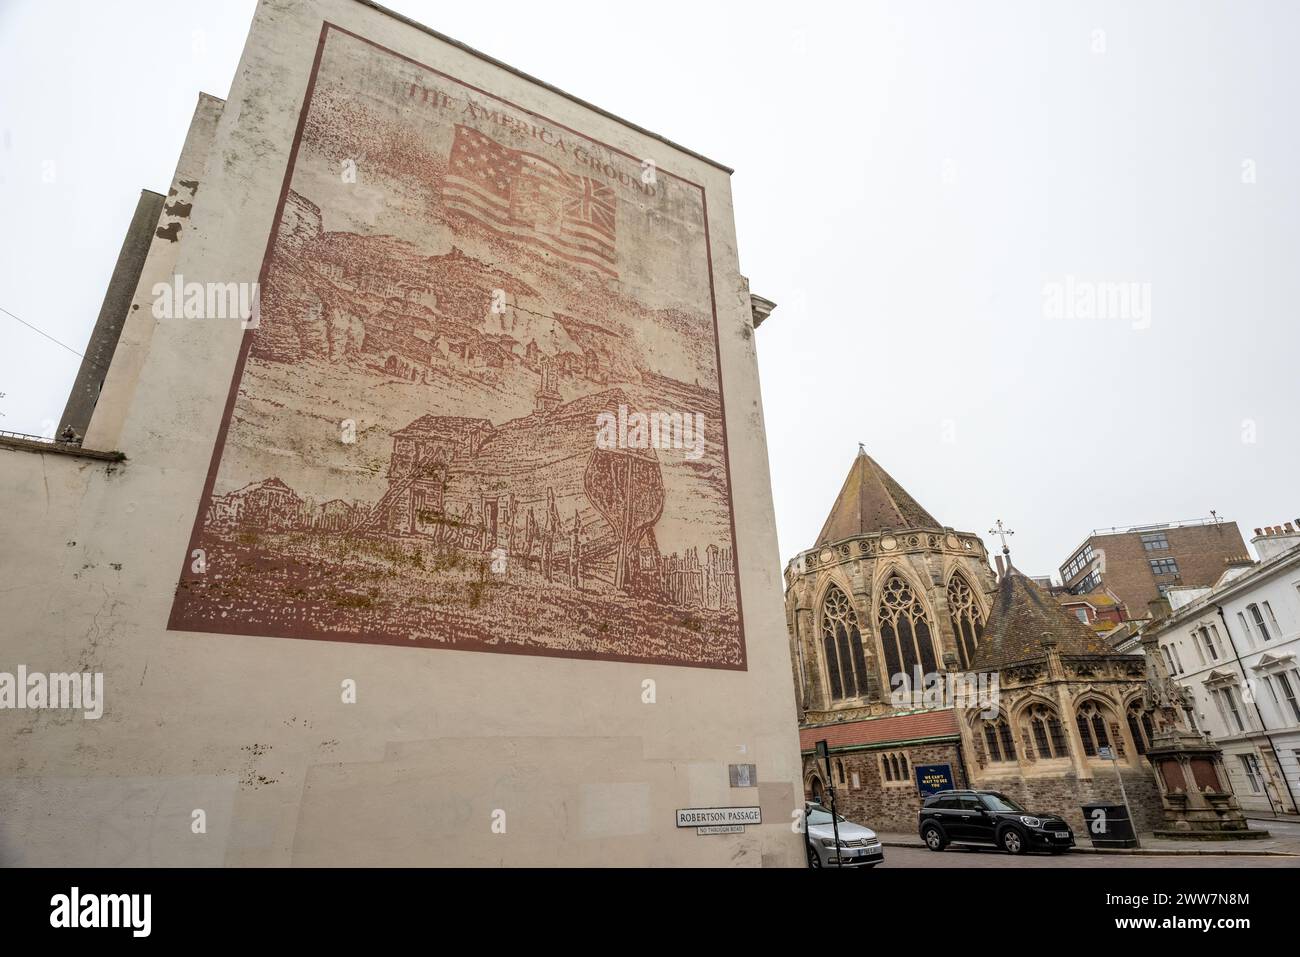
[799,709,959,751]
[970,568,1116,670]
[1058,591,1119,608]
[815,449,941,545]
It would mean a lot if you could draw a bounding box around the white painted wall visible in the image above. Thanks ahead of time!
[1149,543,1300,814]
[0,0,805,866]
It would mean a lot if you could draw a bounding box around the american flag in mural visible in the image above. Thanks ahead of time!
[442,124,618,278]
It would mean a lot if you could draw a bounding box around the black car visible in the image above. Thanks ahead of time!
[918,789,1074,855]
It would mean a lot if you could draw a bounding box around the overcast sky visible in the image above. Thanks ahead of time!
[2,0,1297,579]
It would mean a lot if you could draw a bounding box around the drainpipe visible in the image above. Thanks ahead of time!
[953,736,974,790]
[1216,604,1299,815]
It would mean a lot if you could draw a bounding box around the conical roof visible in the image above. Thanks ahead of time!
[815,449,941,545]
[970,567,1115,670]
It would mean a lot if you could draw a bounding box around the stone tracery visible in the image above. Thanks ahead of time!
[877,573,938,683]
[947,572,984,670]
[820,584,869,701]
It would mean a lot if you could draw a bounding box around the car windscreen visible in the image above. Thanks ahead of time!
[805,807,843,826]
[980,793,1026,813]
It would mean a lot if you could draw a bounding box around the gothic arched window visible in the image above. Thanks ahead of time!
[1076,700,1113,757]
[877,574,939,684]
[820,585,869,700]
[880,752,909,782]
[947,573,985,670]
[981,715,1017,762]
[1024,704,1069,760]
[1126,700,1155,756]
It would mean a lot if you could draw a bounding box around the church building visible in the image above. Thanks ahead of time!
[787,448,1164,834]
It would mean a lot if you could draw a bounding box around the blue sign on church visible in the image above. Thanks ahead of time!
[914,763,955,796]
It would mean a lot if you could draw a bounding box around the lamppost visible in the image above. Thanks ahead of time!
[814,739,843,868]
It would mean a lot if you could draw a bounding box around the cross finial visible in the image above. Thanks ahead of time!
[988,518,1014,557]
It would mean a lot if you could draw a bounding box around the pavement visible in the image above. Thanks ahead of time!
[877,816,1300,857]
[876,845,1300,868]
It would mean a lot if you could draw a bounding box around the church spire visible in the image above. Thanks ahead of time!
[815,447,941,545]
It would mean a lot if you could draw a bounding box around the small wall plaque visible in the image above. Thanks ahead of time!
[729,763,757,787]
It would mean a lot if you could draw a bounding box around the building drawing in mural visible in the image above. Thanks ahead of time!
[169,25,745,668]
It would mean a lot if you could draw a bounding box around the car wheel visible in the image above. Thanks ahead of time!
[1000,828,1025,855]
[806,843,822,869]
[922,826,947,851]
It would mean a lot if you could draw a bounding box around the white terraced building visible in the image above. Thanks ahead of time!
[1142,522,1300,816]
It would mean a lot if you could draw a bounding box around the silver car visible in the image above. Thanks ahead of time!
[804,802,884,868]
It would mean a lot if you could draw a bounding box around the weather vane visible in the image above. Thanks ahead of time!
[989,519,1014,557]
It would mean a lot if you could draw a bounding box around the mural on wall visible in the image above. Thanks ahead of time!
[169,24,746,669]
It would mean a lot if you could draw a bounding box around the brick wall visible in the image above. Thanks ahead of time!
[808,746,1168,837]
[803,743,967,833]
[1072,523,1247,615]
[976,765,1165,835]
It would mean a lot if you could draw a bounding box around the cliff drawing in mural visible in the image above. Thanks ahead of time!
[169,25,745,668]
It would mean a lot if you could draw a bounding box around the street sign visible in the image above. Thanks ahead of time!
[1094,744,1140,847]
[675,807,762,828]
